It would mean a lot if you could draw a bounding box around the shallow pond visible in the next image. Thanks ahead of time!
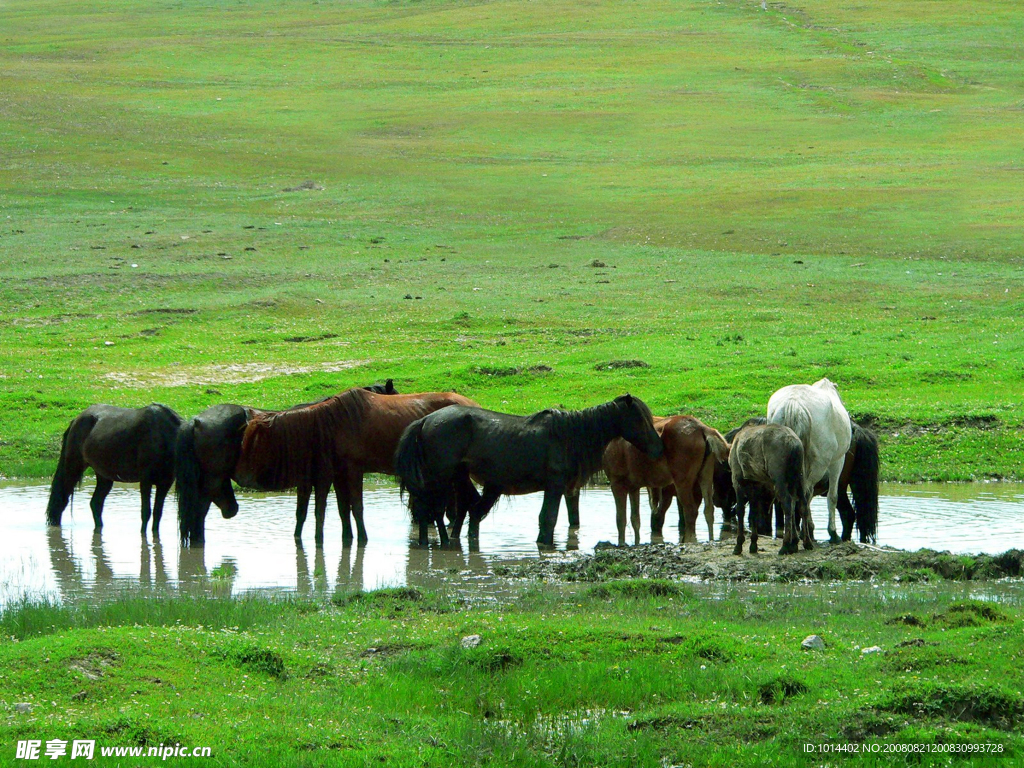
[1,480,1023,606]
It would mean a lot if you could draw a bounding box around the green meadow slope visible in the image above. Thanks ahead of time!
[1,0,1022,479]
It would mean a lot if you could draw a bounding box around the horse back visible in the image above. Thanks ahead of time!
[346,391,478,474]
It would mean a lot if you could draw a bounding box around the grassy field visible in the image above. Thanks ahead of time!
[1,582,1022,766]
[1,0,1022,480]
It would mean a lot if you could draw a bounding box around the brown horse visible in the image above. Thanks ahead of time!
[236,388,478,544]
[603,415,730,545]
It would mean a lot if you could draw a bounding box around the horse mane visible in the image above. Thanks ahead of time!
[542,399,634,488]
[238,388,371,487]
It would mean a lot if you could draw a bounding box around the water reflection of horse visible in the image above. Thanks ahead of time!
[46,404,183,535]
[395,395,663,548]
[45,527,170,603]
[715,417,879,544]
[175,381,414,546]
[178,385,477,546]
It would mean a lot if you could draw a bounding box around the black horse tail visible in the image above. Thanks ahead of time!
[394,418,442,525]
[394,419,428,498]
[849,425,879,544]
[46,422,84,526]
[782,440,806,510]
[175,420,204,546]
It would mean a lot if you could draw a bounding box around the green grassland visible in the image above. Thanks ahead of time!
[1,0,1022,480]
[2,583,1023,766]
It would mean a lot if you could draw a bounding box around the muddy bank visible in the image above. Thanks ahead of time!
[495,540,1024,583]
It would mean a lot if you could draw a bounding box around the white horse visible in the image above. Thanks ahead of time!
[767,378,852,544]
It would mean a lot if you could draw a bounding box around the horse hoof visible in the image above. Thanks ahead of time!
[804,540,815,551]
[750,544,758,554]
[732,546,743,557]
[829,532,840,544]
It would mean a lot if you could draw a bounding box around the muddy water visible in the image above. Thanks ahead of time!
[1,480,1022,606]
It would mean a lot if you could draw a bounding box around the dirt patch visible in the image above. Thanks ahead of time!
[594,359,649,371]
[282,180,324,192]
[932,600,1009,628]
[103,360,370,388]
[472,364,553,377]
[68,650,119,681]
[499,540,1024,583]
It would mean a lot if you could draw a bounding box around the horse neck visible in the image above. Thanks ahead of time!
[558,401,622,480]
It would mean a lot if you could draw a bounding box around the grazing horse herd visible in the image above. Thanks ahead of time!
[44,377,880,556]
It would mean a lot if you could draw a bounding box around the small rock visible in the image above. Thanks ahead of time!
[801,635,825,651]
[460,635,482,649]
[861,646,883,655]
[103,341,114,347]
[14,702,32,713]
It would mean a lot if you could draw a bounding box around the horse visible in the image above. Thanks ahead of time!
[232,387,477,546]
[602,416,730,545]
[716,418,880,545]
[174,380,400,546]
[767,378,852,544]
[394,394,664,548]
[46,404,183,535]
[729,422,811,555]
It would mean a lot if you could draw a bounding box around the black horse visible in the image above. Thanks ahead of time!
[46,404,183,535]
[175,380,397,546]
[715,418,880,544]
[394,394,664,547]
[729,422,811,555]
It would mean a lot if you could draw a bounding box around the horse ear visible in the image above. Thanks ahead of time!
[385,378,395,394]
[623,393,634,404]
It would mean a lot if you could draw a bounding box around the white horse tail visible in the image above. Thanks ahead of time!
[769,400,812,453]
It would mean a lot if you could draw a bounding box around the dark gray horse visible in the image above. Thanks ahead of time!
[46,404,183,535]
[175,380,397,546]
[729,422,811,555]
[395,394,664,548]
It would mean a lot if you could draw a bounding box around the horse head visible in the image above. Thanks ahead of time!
[615,394,664,460]
[814,377,839,393]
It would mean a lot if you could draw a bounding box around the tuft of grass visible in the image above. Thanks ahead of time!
[586,579,690,600]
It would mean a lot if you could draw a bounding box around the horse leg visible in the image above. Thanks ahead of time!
[774,499,784,538]
[313,481,330,548]
[152,481,170,537]
[747,496,762,554]
[675,483,699,544]
[837,482,855,542]
[469,484,501,540]
[294,484,312,541]
[565,488,581,528]
[139,481,153,535]
[732,485,748,556]
[89,476,113,530]
[335,475,354,545]
[535,485,564,548]
[629,488,641,545]
[611,482,628,546]
[347,466,368,544]
[699,460,716,542]
[825,456,845,544]
[801,492,816,550]
[650,487,669,538]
